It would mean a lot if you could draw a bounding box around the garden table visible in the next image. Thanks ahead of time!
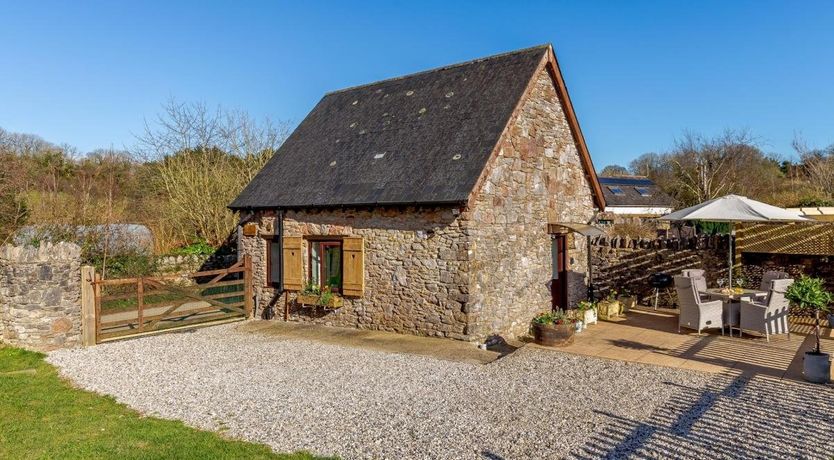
[704,288,766,337]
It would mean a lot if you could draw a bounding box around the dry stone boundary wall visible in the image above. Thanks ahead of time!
[0,242,82,351]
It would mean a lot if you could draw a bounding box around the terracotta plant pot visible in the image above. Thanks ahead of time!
[532,322,575,347]
[804,352,831,384]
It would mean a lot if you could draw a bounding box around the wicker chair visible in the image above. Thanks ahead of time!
[740,278,794,342]
[754,271,789,300]
[675,276,724,335]
[681,269,707,293]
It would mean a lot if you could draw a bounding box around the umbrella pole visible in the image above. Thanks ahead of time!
[728,223,734,288]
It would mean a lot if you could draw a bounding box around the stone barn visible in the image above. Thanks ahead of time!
[230,44,606,341]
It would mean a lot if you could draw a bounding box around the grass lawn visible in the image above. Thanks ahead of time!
[0,346,333,460]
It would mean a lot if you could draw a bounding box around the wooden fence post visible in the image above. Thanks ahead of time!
[137,278,145,332]
[80,266,96,346]
[244,255,254,319]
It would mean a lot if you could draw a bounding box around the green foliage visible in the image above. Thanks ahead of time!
[531,310,577,326]
[785,276,832,312]
[300,282,321,296]
[785,276,832,354]
[300,283,337,305]
[0,346,332,460]
[168,238,215,256]
[88,252,158,279]
[695,221,731,235]
[575,300,597,312]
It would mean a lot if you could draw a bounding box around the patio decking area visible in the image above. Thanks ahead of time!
[554,307,834,381]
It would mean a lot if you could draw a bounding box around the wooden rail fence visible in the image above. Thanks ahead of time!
[81,255,253,344]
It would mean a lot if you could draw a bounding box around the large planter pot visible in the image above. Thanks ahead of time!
[598,300,621,320]
[618,296,637,313]
[532,323,575,347]
[803,352,831,384]
[583,309,598,328]
[827,313,834,329]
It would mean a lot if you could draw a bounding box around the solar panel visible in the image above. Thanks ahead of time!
[599,177,654,186]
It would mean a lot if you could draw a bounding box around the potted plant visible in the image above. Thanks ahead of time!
[575,300,598,329]
[597,290,621,320]
[530,310,576,347]
[785,276,832,383]
[617,288,637,313]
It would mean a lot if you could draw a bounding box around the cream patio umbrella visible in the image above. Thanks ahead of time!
[659,194,809,287]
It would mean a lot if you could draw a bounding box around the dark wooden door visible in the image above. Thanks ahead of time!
[551,234,568,311]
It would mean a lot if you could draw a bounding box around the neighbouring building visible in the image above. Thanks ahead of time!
[230,44,606,341]
[596,176,674,228]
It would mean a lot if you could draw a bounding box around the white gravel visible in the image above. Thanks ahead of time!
[47,323,834,459]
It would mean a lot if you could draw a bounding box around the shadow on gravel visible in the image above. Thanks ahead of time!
[567,370,834,459]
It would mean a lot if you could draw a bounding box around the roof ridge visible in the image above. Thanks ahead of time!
[324,44,551,96]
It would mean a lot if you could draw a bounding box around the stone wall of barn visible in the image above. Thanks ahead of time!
[0,243,82,351]
[463,66,597,339]
[240,207,474,340]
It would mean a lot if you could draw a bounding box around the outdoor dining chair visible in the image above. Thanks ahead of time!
[739,278,794,342]
[680,269,710,301]
[754,270,790,300]
[675,275,724,335]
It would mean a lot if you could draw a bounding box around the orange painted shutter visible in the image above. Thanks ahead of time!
[342,237,364,297]
[282,236,303,291]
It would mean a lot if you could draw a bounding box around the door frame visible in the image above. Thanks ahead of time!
[550,233,568,311]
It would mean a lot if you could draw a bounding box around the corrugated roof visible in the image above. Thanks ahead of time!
[599,176,674,207]
[230,45,550,209]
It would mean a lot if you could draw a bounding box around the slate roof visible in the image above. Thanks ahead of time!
[230,45,602,210]
[599,176,674,207]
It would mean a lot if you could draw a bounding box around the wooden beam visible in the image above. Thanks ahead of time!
[80,266,96,346]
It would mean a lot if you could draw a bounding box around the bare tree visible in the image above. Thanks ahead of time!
[134,99,290,248]
[793,137,834,199]
[599,164,630,177]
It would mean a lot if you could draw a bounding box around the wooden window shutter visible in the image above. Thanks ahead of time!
[282,236,303,291]
[342,237,365,297]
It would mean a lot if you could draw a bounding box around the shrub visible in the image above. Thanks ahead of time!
[785,276,832,354]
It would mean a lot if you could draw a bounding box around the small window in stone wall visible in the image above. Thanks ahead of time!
[266,237,282,289]
[309,240,342,292]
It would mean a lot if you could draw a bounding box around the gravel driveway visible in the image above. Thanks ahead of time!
[48,323,834,459]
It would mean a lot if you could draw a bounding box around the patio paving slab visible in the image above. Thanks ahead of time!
[560,307,834,382]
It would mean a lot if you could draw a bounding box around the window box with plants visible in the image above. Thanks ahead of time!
[531,310,577,347]
[785,276,832,383]
[296,284,343,309]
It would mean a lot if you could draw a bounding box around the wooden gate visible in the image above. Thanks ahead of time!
[84,255,253,343]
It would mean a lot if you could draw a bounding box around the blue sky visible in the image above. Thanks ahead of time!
[2,1,833,169]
